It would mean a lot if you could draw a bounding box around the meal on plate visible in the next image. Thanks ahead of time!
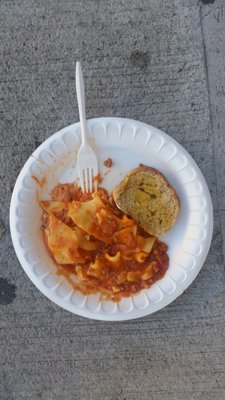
[39,165,180,301]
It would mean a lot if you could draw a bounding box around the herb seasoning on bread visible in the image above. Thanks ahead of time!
[113,164,180,237]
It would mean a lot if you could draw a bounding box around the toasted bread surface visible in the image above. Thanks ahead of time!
[113,165,180,237]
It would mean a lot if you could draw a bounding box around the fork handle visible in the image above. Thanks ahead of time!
[76,61,88,144]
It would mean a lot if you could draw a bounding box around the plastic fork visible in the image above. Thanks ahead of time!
[76,61,98,193]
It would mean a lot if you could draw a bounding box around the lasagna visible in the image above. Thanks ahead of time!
[40,183,169,301]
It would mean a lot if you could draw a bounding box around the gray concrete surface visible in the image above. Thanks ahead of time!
[0,0,225,399]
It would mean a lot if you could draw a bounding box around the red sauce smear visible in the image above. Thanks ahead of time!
[93,173,103,184]
[32,175,47,187]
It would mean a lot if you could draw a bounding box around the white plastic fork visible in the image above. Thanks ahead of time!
[76,61,99,193]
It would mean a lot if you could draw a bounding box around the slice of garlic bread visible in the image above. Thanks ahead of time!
[113,165,180,237]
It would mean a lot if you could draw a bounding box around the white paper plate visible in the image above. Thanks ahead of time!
[10,117,213,320]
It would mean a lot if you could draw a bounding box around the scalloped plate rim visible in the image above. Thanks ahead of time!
[10,117,213,321]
